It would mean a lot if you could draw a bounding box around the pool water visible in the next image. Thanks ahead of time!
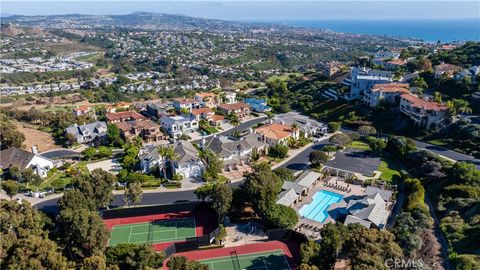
[299,190,343,223]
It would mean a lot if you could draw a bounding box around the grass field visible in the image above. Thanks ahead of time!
[108,217,196,246]
[378,154,404,183]
[348,140,371,150]
[199,250,290,270]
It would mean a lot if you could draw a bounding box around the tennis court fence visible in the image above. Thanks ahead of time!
[163,225,221,256]
[102,202,210,219]
[267,229,308,242]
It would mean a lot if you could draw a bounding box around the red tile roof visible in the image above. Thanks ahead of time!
[106,111,146,122]
[191,107,213,115]
[218,102,249,111]
[400,94,448,111]
[254,123,293,140]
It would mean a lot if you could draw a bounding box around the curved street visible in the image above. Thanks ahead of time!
[34,119,478,213]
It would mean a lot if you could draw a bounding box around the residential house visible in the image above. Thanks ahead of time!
[217,102,250,118]
[65,121,108,144]
[222,92,237,104]
[138,144,162,173]
[201,133,267,171]
[244,98,272,113]
[254,123,298,146]
[347,67,393,100]
[400,93,449,129]
[434,63,462,78]
[106,102,131,113]
[194,92,218,108]
[317,61,343,77]
[115,120,164,142]
[343,187,393,229]
[277,170,322,207]
[363,83,411,107]
[383,59,407,70]
[274,112,327,136]
[106,111,146,123]
[172,98,200,113]
[191,107,225,127]
[160,115,199,140]
[72,105,96,118]
[455,66,479,81]
[0,147,55,178]
[173,140,204,178]
[146,102,172,119]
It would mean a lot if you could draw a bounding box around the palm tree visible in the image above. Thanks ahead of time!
[229,113,240,136]
[165,146,179,180]
[157,145,168,178]
[290,122,299,139]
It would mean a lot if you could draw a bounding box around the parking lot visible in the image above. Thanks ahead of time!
[325,148,381,177]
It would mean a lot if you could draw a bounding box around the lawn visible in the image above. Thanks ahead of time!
[378,154,404,183]
[348,140,371,150]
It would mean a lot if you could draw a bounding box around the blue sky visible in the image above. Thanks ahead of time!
[1,1,479,20]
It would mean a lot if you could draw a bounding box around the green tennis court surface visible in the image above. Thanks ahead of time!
[108,217,196,246]
[200,250,291,270]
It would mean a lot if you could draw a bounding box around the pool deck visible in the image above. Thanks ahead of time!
[293,176,366,239]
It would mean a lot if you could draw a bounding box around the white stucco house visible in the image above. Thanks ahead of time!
[0,147,55,178]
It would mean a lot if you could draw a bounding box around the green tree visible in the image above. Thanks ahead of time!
[194,184,215,201]
[323,145,337,156]
[3,235,69,270]
[83,147,97,160]
[57,208,109,260]
[107,123,124,147]
[229,113,240,135]
[81,255,107,270]
[329,133,351,148]
[73,169,116,210]
[300,240,320,265]
[97,146,112,158]
[2,180,19,199]
[0,115,25,150]
[167,256,207,270]
[309,150,328,167]
[105,243,165,270]
[58,189,95,211]
[31,174,43,192]
[366,137,386,156]
[273,167,295,182]
[21,168,35,188]
[264,204,298,229]
[269,143,289,159]
[328,122,341,132]
[241,163,282,213]
[357,125,377,136]
[199,148,223,182]
[8,166,21,180]
[124,182,143,206]
[210,183,233,222]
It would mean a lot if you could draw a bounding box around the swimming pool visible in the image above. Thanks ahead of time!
[299,190,343,223]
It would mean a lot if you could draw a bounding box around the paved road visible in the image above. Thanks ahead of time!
[279,138,330,172]
[40,149,81,159]
[341,127,480,169]
[414,140,480,168]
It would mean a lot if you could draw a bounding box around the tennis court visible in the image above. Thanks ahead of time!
[199,250,291,270]
[108,217,196,246]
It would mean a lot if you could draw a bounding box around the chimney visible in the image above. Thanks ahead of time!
[249,128,253,134]
[281,120,285,125]
[31,145,38,154]
[201,136,206,149]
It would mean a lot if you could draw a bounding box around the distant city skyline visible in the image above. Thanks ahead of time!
[1,1,479,21]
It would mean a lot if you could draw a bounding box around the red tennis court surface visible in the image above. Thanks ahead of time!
[164,240,301,270]
[104,209,218,251]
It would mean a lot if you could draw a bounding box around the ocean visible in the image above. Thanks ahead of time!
[248,19,480,42]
